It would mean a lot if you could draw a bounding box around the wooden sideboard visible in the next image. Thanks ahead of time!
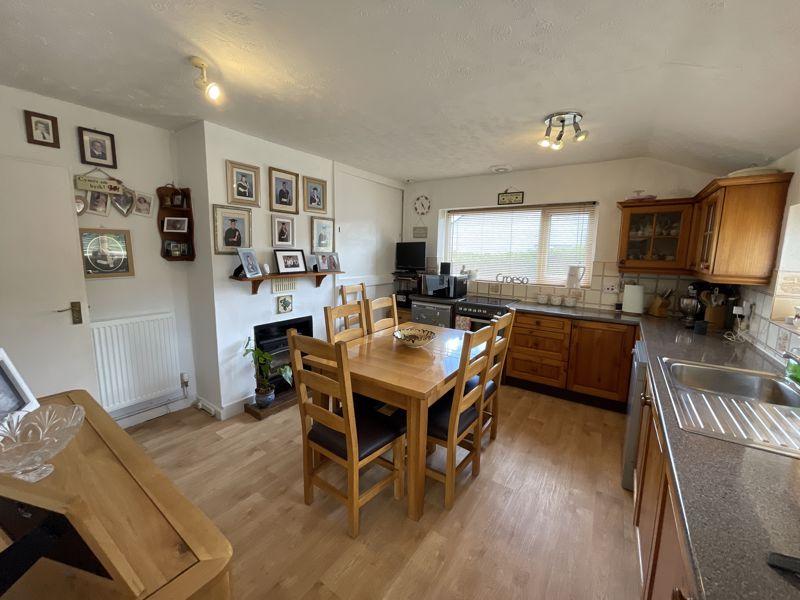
[0,390,232,599]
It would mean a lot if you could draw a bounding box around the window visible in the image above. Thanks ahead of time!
[444,202,597,286]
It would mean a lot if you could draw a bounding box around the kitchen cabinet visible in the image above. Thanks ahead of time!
[617,199,696,274]
[506,314,571,387]
[633,376,697,600]
[566,320,635,402]
[692,173,792,285]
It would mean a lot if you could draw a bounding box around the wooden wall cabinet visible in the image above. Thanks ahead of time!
[692,174,792,285]
[617,199,696,274]
[633,376,697,600]
[566,320,635,402]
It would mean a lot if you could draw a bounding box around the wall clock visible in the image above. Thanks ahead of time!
[413,195,431,216]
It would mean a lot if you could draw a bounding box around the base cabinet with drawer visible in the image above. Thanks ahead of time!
[506,312,635,403]
[633,376,697,600]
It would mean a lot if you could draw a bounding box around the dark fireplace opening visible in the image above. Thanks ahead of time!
[253,316,312,393]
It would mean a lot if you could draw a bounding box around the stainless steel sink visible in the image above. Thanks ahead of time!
[660,358,800,458]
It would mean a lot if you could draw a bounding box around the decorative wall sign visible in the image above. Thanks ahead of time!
[79,228,135,278]
[412,226,428,239]
[497,190,524,205]
[413,195,431,215]
[24,110,60,148]
[74,174,124,195]
[277,295,293,314]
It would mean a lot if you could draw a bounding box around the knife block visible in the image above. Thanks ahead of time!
[647,295,671,317]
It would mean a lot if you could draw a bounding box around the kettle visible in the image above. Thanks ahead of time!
[566,265,586,289]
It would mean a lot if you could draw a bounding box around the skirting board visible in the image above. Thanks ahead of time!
[117,396,193,429]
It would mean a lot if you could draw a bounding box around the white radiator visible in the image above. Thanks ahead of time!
[90,312,181,413]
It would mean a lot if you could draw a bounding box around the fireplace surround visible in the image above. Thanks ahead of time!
[253,315,312,393]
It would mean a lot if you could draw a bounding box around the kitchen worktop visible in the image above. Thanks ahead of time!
[508,301,798,598]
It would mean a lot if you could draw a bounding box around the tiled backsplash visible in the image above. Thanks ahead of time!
[740,285,800,363]
[467,261,696,312]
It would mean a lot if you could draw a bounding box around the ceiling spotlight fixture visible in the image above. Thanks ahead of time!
[491,164,513,174]
[537,111,588,151]
[190,56,222,103]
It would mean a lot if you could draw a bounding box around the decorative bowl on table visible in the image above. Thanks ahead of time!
[0,404,85,483]
[393,327,437,348]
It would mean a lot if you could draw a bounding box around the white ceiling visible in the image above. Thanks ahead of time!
[2,0,800,181]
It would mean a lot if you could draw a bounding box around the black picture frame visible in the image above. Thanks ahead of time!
[273,249,307,274]
[24,110,60,148]
[78,126,118,169]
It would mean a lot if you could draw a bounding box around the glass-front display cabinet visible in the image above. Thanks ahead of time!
[617,199,695,273]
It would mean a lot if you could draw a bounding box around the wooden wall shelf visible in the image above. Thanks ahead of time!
[230,271,344,295]
[156,185,195,261]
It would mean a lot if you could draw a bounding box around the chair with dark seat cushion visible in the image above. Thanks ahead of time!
[478,310,514,443]
[425,325,494,509]
[288,329,405,537]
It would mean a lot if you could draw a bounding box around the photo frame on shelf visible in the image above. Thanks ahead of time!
[271,214,294,247]
[79,228,135,278]
[311,216,334,253]
[269,166,299,214]
[274,249,307,274]
[213,204,251,254]
[0,348,40,422]
[226,160,260,207]
[237,248,262,278]
[24,110,60,148]
[163,217,189,233]
[315,251,340,273]
[303,176,327,214]
[78,126,117,169]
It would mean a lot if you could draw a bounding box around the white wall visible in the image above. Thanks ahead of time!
[767,148,800,319]
[185,122,402,416]
[403,157,718,266]
[0,84,197,402]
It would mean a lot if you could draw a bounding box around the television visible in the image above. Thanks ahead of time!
[395,242,426,271]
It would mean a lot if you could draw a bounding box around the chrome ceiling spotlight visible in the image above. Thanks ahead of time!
[538,111,587,150]
[190,56,222,104]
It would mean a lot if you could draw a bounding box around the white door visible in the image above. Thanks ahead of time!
[0,157,98,397]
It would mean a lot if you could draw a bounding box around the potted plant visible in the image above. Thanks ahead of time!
[243,337,293,408]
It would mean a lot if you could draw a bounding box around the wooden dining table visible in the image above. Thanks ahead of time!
[305,323,468,521]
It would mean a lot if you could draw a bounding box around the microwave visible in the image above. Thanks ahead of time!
[423,274,467,299]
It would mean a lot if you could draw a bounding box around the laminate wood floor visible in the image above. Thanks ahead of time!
[129,385,639,599]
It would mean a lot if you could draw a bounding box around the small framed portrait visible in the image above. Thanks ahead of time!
[271,214,294,247]
[163,217,189,233]
[315,251,340,273]
[133,192,154,217]
[269,166,299,214]
[497,190,524,206]
[237,248,262,278]
[303,176,327,214]
[226,160,260,207]
[276,295,293,314]
[86,190,110,216]
[112,187,135,216]
[213,204,252,254]
[274,249,307,274]
[75,191,87,216]
[79,228,135,278]
[311,217,334,253]
[24,110,60,148]
[0,348,39,422]
[78,126,117,169]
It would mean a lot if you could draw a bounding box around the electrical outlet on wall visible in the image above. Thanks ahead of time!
[488,283,501,295]
[604,282,619,293]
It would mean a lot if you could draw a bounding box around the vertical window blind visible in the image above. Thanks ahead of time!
[445,202,597,286]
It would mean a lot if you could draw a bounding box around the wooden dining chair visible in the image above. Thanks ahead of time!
[365,295,399,334]
[325,302,367,343]
[479,310,514,443]
[425,325,494,509]
[287,329,405,538]
[340,283,368,329]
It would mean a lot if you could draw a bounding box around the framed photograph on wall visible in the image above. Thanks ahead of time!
[311,217,334,253]
[75,191,87,216]
[133,192,154,217]
[271,214,294,247]
[163,217,189,233]
[0,348,40,421]
[79,228,135,278]
[213,204,252,254]
[24,110,60,148]
[269,166,299,214]
[315,252,340,273]
[78,127,117,169]
[86,191,110,216]
[112,187,135,216]
[303,176,327,213]
[274,249,307,274]
[236,248,262,278]
[276,295,293,314]
[226,159,260,207]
